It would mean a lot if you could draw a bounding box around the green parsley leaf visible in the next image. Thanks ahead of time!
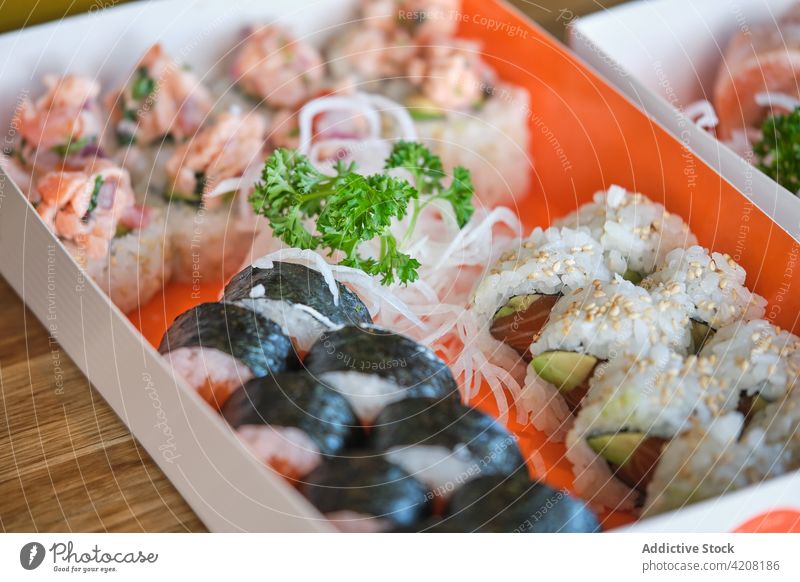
[754,108,800,193]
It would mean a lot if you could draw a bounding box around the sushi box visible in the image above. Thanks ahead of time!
[2,0,800,533]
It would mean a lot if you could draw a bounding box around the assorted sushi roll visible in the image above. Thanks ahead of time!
[159,302,298,408]
[106,44,212,148]
[642,246,767,352]
[700,319,800,417]
[223,261,373,352]
[522,277,693,437]
[424,471,599,533]
[221,371,363,481]
[303,324,459,424]
[471,226,611,359]
[642,413,787,517]
[555,185,697,279]
[301,455,431,533]
[566,346,735,510]
[372,398,524,499]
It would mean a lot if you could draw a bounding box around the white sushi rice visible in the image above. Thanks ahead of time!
[237,424,322,480]
[167,199,255,283]
[700,319,800,401]
[385,444,479,499]
[643,245,767,329]
[317,371,409,424]
[572,346,729,441]
[233,297,335,353]
[642,413,787,517]
[470,226,611,328]
[555,185,697,275]
[565,432,638,512]
[415,84,531,207]
[73,206,172,314]
[746,386,800,472]
[165,346,253,407]
[529,276,693,361]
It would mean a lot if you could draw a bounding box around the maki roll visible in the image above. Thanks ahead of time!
[522,277,692,437]
[700,319,800,417]
[554,185,696,279]
[471,226,611,359]
[745,385,800,473]
[372,398,524,499]
[159,302,297,408]
[437,472,599,533]
[221,371,363,481]
[301,456,431,532]
[566,346,733,510]
[303,325,459,424]
[642,246,766,352]
[642,413,786,517]
[223,261,373,352]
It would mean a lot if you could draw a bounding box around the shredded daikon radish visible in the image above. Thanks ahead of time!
[755,91,800,113]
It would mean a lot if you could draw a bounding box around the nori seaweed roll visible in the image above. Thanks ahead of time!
[440,472,600,532]
[372,398,524,499]
[221,371,363,481]
[301,455,431,532]
[159,302,298,408]
[223,262,372,352]
[303,324,459,423]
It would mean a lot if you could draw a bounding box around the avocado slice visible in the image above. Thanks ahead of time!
[406,95,446,121]
[587,433,645,467]
[690,320,715,353]
[622,268,643,285]
[493,294,541,320]
[531,351,598,393]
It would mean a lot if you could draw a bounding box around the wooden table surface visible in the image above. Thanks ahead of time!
[0,0,626,532]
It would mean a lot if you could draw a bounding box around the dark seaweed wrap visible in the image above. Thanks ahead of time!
[221,371,363,456]
[303,325,459,399]
[223,262,372,326]
[301,456,430,528]
[441,472,600,533]
[373,397,524,479]
[158,302,298,377]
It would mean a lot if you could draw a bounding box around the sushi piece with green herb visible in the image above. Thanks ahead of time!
[221,371,363,481]
[303,324,459,424]
[372,397,524,499]
[223,261,372,352]
[301,455,431,532]
[159,302,298,408]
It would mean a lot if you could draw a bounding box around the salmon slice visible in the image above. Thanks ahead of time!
[714,11,800,139]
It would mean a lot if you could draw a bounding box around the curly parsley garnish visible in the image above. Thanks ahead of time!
[250,142,475,285]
